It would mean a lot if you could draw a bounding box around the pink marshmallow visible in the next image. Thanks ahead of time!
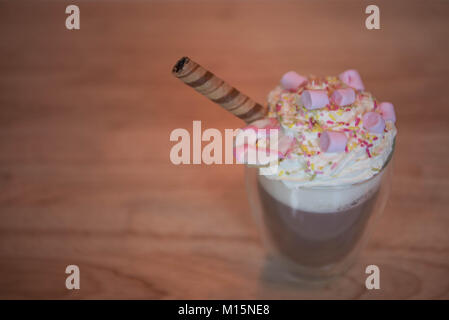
[234,144,264,164]
[249,118,278,129]
[319,131,348,153]
[378,102,396,123]
[243,118,280,138]
[280,71,307,91]
[339,69,365,91]
[241,125,266,139]
[362,112,385,134]
[277,134,296,157]
[301,90,330,110]
[330,88,356,107]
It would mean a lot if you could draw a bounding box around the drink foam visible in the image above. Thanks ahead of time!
[258,170,383,214]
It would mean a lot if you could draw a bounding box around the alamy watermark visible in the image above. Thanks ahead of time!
[365,264,380,289]
[169,120,280,170]
[365,5,380,30]
[65,5,80,30]
[65,265,80,290]
[64,5,380,31]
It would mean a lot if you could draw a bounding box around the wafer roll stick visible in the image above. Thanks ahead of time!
[172,57,268,123]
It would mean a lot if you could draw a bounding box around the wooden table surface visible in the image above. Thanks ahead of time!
[0,0,448,299]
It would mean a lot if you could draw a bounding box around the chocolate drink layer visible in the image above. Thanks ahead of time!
[258,178,379,267]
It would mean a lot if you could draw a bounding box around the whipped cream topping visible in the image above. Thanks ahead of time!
[259,75,397,187]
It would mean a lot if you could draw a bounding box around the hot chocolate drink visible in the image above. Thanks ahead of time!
[237,69,397,279]
[257,175,380,268]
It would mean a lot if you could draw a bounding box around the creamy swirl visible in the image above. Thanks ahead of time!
[259,75,397,187]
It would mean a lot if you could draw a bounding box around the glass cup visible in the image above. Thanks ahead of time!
[245,147,394,283]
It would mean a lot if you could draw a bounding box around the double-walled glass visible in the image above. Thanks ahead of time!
[245,150,394,282]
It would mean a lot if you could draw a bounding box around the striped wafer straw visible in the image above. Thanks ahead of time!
[172,57,268,123]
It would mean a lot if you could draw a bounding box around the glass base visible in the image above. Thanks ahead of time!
[261,253,355,287]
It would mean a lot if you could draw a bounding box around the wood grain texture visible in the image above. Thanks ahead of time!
[0,0,448,299]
